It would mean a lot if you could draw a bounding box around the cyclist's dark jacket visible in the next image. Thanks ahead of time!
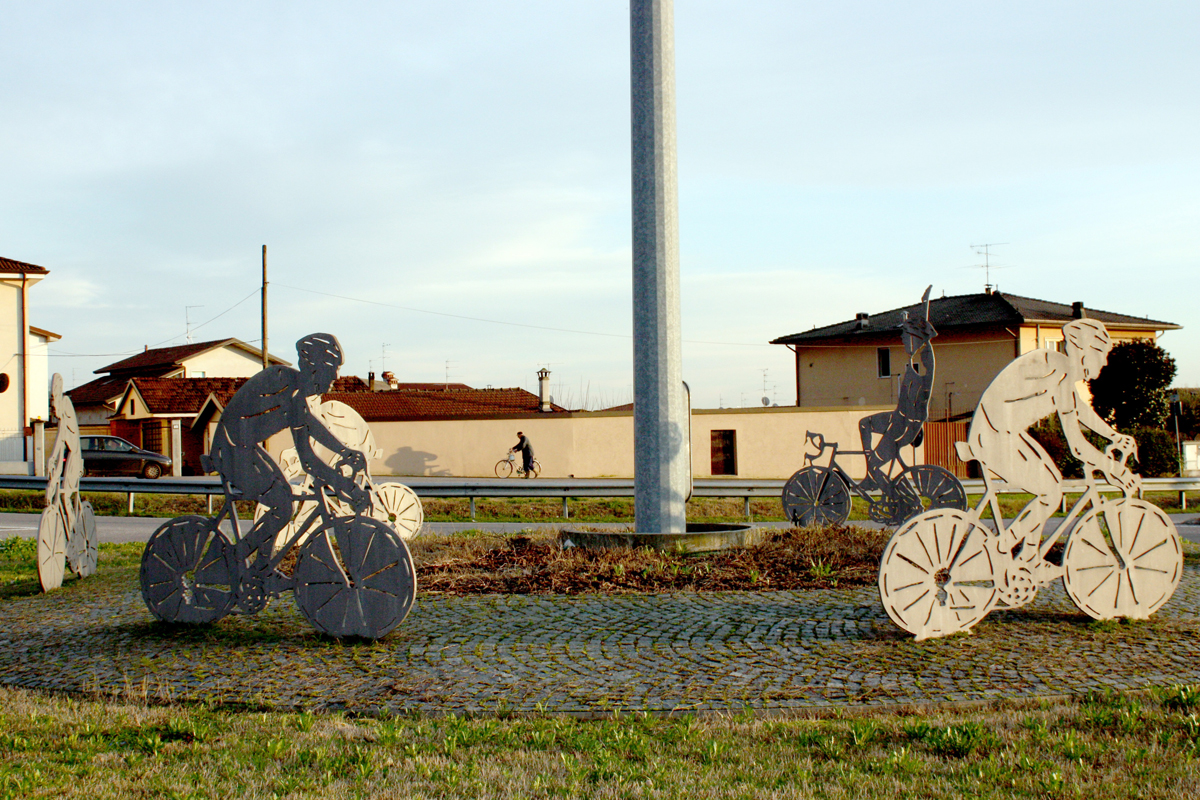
[513,435,534,457]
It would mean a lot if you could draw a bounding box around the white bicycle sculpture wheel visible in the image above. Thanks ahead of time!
[878,508,998,640]
[37,506,67,592]
[1062,498,1182,620]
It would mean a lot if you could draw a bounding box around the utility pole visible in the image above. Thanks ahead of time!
[631,0,687,535]
[261,245,269,370]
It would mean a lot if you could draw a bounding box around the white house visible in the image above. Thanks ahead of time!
[0,256,58,474]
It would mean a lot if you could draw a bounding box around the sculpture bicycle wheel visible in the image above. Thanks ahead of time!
[72,501,99,578]
[140,516,237,624]
[37,506,67,592]
[781,466,851,526]
[370,483,423,540]
[495,459,514,478]
[293,515,416,639]
[1062,498,1182,621]
[878,508,998,640]
[885,464,968,524]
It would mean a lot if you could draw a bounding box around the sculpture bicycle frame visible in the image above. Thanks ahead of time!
[879,456,1182,640]
[141,468,416,639]
[782,431,966,527]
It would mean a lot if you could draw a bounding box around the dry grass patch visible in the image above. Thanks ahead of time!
[410,525,888,595]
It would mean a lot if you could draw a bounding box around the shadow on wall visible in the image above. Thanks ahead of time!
[384,447,451,477]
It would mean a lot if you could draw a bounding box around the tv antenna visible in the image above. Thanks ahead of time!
[967,243,1010,292]
[185,306,204,344]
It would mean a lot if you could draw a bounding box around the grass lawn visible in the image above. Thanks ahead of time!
[3,685,1200,798]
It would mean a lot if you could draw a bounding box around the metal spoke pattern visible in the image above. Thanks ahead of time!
[369,484,423,540]
[878,508,997,640]
[36,507,66,592]
[781,467,851,526]
[1063,499,1182,620]
[141,517,236,624]
[73,502,98,578]
[293,517,416,639]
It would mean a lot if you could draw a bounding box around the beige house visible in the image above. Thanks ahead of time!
[771,290,1180,421]
[0,256,60,474]
[69,338,289,437]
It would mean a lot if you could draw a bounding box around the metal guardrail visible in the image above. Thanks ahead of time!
[1,473,1196,519]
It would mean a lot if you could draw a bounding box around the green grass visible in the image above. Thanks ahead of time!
[2,686,1200,798]
[0,488,1195,525]
[0,539,142,600]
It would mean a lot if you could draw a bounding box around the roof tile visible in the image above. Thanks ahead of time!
[771,291,1180,345]
[0,256,49,275]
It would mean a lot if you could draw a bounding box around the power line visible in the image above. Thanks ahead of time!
[274,282,772,348]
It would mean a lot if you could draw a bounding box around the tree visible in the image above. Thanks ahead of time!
[1088,339,1177,429]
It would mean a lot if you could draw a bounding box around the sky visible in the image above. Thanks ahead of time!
[3,1,1197,410]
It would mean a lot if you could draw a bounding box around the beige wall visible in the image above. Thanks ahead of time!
[792,323,1164,421]
[794,329,1015,420]
[362,406,903,480]
[182,347,268,378]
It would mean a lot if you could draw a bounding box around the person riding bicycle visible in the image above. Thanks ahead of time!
[956,318,1137,565]
[858,304,937,513]
[207,333,369,611]
[509,431,535,478]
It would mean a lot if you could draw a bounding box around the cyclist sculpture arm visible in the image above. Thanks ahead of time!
[859,287,937,491]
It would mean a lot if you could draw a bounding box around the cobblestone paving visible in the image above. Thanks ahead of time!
[3,564,1199,716]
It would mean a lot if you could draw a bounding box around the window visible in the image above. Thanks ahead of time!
[877,347,891,378]
[710,430,737,476]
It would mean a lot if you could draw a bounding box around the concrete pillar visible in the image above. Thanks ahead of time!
[170,419,182,477]
[631,0,687,534]
[32,420,45,477]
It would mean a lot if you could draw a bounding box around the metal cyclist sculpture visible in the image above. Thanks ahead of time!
[878,318,1183,640]
[139,333,417,640]
[38,373,98,591]
[782,287,967,527]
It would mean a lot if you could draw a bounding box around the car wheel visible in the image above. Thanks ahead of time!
[142,463,163,480]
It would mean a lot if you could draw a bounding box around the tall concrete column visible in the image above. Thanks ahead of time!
[631,0,687,534]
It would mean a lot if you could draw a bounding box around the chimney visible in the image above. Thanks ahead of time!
[368,371,376,390]
[537,368,551,412]
[855,312,870,329]
[1072,301,1086,319]
[381,370,398,390]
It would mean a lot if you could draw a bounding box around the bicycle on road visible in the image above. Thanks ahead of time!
[495,451,541,478]
[782,431,966,527]
[878,448,1183,640]
[140,465,416,640]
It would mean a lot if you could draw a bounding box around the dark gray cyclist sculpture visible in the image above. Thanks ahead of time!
[139,333,416,640]
[782,287,967,527]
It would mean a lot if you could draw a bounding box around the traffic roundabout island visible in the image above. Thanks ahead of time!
[4,553,1200,717]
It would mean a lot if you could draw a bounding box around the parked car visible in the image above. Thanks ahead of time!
[79,436,172,479]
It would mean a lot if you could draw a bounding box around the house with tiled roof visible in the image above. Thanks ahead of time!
[771,289,1181,420]
[0,256,59,474]
[69,337,290,435]
[107,374,370,475]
